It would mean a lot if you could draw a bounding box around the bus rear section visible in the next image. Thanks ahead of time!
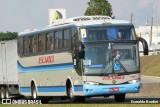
[0,41,19,99]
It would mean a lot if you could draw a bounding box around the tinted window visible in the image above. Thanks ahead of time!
[38,34,46,53]
[81,26,136,42]
[54,31,62,51]
[30,35,38,54]
[18,37,23,56]
[63,29,71,49]
[72,27,78,58]
[54,32,59,50]
[23,36,29,55]
[46,32,54,52]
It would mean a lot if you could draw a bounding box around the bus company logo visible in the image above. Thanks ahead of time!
[39,55,54,64]
[53,11,63,20]
[112,80,116,84]
[102,76,125,80]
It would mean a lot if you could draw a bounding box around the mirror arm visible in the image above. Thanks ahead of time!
[138,37,148,55]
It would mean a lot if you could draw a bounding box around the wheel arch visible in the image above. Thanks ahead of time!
[31,79,38,96]
[65,77,74,96]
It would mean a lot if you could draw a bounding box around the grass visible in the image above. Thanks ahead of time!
[140,55,160,77]
[0,104,160,107]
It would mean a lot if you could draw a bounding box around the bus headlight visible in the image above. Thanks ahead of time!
[84,81,99,85]
[128,79,140,84]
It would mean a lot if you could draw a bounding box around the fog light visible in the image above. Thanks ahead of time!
[85,89,89,92]
[134,87,138,90]
[85,89,93,92]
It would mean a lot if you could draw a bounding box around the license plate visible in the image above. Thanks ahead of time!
[109,87,119,92]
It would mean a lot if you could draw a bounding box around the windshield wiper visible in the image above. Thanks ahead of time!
[99,55,112,76]
[114,59,128,73]
[99,58,128,76]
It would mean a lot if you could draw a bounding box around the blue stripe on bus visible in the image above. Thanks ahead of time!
[20,85,83,93]
[20,87,31,93]
[17,61,74,73]
[38,86,66,92]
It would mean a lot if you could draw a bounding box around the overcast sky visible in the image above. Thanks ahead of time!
[0,0,159,32]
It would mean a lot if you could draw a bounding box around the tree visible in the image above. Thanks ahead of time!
[0,31,18,41]
[84,0,113,17]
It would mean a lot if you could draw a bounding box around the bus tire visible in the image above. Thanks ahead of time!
[40,97,50,104]
[67,85,85,103]
[68,84,76,102]
[75,97,85,103]
[114,94,125,102]
[5,87,10,99]
[0,87,5,99]
[31,84,37,100]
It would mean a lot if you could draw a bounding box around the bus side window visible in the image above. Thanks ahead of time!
[30,35,38,54]
[72,27,78,58]
[38,34,46,53]
[46,32,54,52]
[63,29,71,50]
[18,37,23,56]
[54,31,59,51]
[58,31,63,50]
[54,31,62,51]
[23,36,29,55]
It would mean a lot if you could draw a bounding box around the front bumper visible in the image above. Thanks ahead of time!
[83,82,140,96]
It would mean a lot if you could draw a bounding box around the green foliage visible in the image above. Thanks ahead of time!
[0,31,18,41]
[84,0,113,17]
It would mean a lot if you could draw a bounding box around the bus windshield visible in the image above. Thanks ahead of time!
[81,26,136,42]
[83,42,139,75]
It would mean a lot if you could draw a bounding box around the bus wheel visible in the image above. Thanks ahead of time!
[0,87,5,99]
[68,85,85,103]
[31,84,37,100]
[75,97,85,103]
[5,87,10,99]
[114,94,125,102]
[68,85,75,102]
[41,97,50,104]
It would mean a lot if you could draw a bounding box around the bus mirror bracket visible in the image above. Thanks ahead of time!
[78,42,85,59]
[138,37,148,55]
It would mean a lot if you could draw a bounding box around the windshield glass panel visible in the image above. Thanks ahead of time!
[81,26,136,42]
[83,43,111,75]
[112,43,139,73]
[83,43,139,75]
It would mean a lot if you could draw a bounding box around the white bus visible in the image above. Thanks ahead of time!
[17,16,148,103]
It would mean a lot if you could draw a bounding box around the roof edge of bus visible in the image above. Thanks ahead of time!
[19,29,38,35]
[18,16,131,36]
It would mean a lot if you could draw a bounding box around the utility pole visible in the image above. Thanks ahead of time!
[146,18,149,26]
[130,13,133,23]
[150,17,153,46]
